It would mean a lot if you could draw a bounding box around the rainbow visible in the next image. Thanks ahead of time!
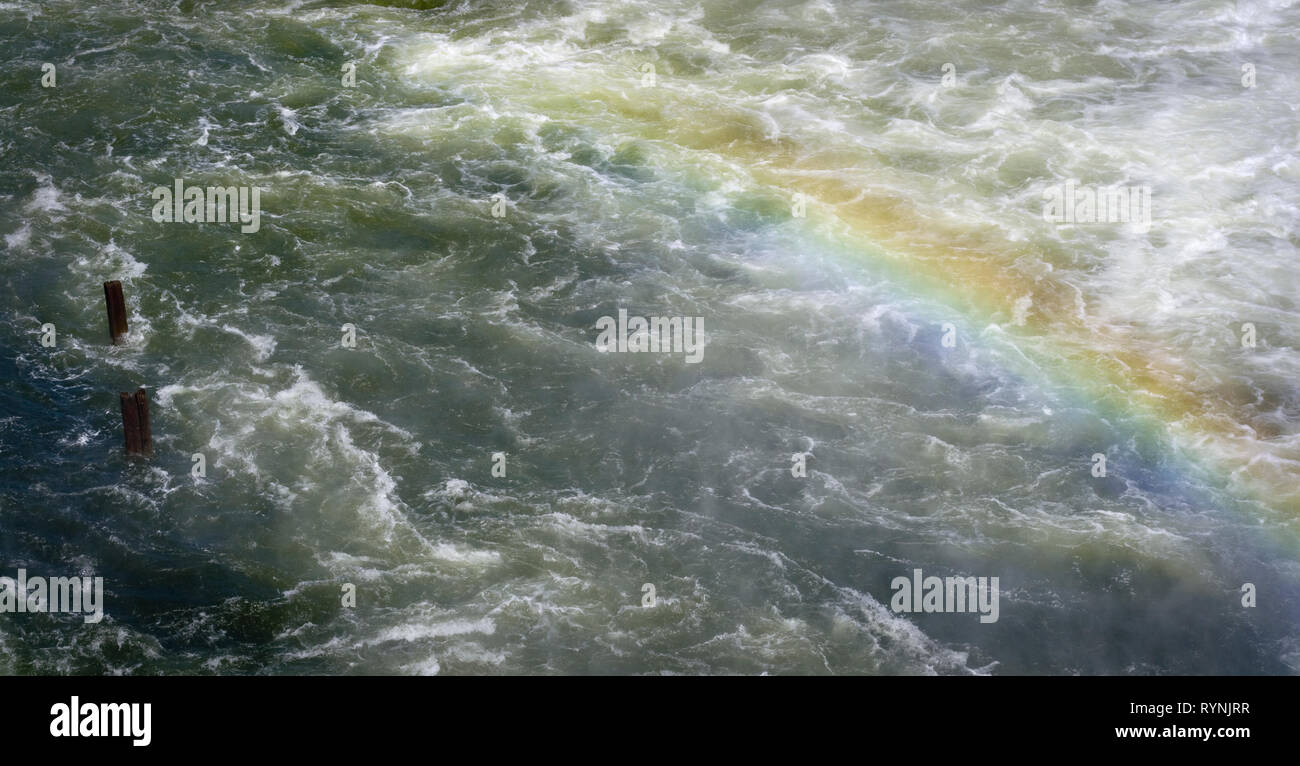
[401,44,1300,521]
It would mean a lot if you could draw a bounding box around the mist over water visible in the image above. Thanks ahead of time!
[1,0,1298,674]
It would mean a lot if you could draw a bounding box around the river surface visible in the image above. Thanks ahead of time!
[1,0,1298,674]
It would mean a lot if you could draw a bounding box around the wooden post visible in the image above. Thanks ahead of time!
[119,388,152,456]
[104,280,128,345]
[134,388,152,455]
[120,391,142,455]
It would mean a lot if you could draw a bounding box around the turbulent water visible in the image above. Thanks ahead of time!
[1,0,1298,674]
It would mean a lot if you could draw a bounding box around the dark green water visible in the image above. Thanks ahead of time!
[1,0,1298,674]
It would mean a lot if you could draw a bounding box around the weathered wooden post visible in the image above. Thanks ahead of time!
[120,391,142,454]
[133,387,152,455]
[104,280,128,345]
[119,387,152,456]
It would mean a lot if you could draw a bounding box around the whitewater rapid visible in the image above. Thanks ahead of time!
[0,0,1297,674]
